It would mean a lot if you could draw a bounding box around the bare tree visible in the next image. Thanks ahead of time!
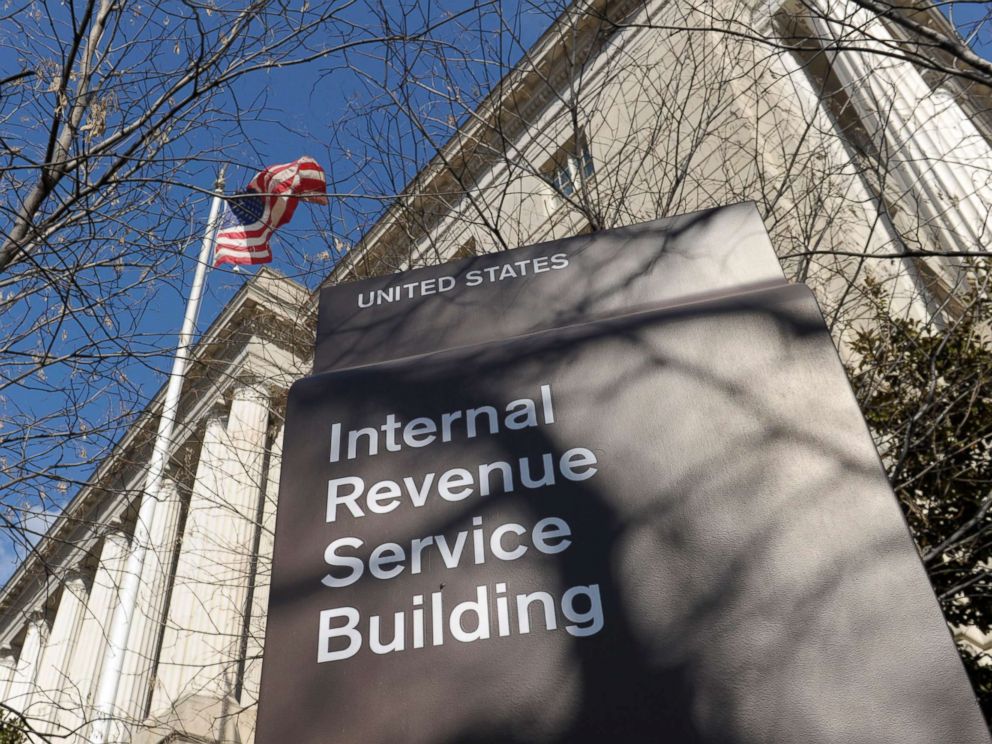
[0,4,456,738]
[0,0,462,559]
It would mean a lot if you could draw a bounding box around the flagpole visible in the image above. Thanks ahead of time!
[90,168,226,743]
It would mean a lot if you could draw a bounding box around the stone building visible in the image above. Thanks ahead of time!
[0,0,989,742]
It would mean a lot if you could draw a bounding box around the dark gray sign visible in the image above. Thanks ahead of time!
[259,209,989,743]
[313,202,784,372]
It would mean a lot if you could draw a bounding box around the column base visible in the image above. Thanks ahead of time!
[133,694,253,744]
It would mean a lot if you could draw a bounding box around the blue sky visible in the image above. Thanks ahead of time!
[947,2,992,51]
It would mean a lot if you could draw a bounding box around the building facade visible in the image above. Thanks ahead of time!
[0,0,989,741]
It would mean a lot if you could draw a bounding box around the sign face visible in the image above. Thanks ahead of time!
[258,207,989,744]
[313,202,785,373]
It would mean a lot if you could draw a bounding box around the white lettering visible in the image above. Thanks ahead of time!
[321,537,365,588]
[326,477,365,522]
[369,542,406,580]
[450,586,490,642]
[490,522,527,561]
[318,608,362,662]
[533,517,572,554]
[560,447,598,481]
[403,417,437,447]
[367,480,401,514]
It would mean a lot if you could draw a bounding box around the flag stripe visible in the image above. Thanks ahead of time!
[213,156,326,267]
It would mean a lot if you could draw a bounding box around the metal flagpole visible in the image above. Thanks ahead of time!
[90,168,226,743]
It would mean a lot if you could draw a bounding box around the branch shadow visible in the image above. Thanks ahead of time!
[260,281,987,743]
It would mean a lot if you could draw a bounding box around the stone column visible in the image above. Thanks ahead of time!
[212,382,269,693]
[6,613,49,712]
[24,572,89,737]
[51,527,126,743]
[808,0,992,280]
[151,385,268,741]
[760,8,934,323]
[241,424,284,709]
[152,410,227,715]
[114,477,185,727]
[0,647,17,701]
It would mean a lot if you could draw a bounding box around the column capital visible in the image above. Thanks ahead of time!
[61,566,91,590]
[101,511,126,531]
[230,377,271,403]
[93,518,128,554]
[23,609,48,631]
[206,397,229,419]
[201,402,229,437]
[154,474,181,501]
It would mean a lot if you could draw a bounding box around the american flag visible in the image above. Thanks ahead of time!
[213,156,327,267]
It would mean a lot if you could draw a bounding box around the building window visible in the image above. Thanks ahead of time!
[543,137,595,198]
